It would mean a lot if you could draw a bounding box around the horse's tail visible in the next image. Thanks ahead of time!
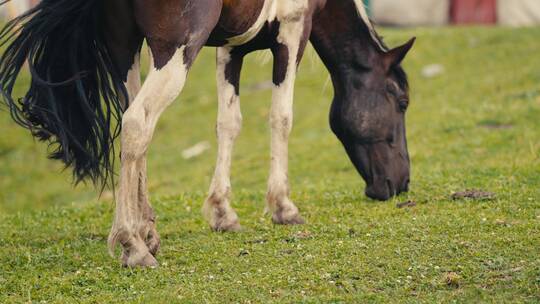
[0,0,128,187]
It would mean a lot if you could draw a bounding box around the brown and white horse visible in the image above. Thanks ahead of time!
[0,0,415,267]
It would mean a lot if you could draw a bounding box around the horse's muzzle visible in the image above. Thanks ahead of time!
[365,177,410,201]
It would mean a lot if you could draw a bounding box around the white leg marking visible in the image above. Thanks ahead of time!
[203,47,242,231]
[267,4,307,225]
[124,52,142,107]
[120,52,160,259]
[109,47,188,267]
[119,52,160,258]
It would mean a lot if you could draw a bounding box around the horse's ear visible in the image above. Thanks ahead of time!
[384,37,416,70]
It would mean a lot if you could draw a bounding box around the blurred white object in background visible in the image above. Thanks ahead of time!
[498,0,540,27]
[421,64,445,79]
[371,0,450,26]
[182,141,211,160]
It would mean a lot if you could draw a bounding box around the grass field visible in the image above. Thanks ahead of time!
[0,27,539,303]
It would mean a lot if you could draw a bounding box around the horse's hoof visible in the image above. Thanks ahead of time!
[123,252,159,268]
[206,205,242,232]
[272,212,305,225]
[211,219,242,232]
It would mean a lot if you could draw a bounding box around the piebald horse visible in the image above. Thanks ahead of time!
[0,0,415,267]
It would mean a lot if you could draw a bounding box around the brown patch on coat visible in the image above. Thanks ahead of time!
[224,50,244,95]
[103,0,144,82]
[134,0,221,69]
[272,42,289,85]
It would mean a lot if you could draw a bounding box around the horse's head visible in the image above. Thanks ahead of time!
[330,38,415,201]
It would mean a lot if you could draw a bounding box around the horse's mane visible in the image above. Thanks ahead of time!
[352,0,409,90]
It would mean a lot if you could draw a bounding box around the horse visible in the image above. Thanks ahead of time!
[0,0,415,267]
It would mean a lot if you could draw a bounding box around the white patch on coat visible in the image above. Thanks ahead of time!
[353,0,386,51]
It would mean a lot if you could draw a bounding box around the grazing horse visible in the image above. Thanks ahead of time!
[0,0,415,267]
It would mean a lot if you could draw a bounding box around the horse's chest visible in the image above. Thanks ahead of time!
[207,0,309,47]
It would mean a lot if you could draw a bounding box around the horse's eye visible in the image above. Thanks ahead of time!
[398,99,409,112]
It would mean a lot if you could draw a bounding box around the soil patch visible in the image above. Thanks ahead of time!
[451,189,495,201]
[396,201,417,208]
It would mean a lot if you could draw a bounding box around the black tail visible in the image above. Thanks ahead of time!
[0,0,127,188]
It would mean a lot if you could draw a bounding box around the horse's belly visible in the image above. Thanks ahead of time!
[207,0,273,46]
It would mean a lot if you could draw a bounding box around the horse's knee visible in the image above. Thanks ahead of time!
[217,113,242,140]
[270,111,293,138]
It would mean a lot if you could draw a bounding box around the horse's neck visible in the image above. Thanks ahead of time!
[310,0,383,92]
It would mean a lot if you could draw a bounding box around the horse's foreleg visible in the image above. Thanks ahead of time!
[266,18,311,225]
[203,47,243,232]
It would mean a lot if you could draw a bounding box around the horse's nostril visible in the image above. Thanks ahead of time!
[365,181,392,201]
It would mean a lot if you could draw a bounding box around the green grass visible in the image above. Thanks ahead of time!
[1,27,539,303]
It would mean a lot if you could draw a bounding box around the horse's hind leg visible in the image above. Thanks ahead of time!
[203,47,243,232]
[110,48,194,267]
[104,9,161,263]
[108,0,222,267]
[119,52,161,261]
